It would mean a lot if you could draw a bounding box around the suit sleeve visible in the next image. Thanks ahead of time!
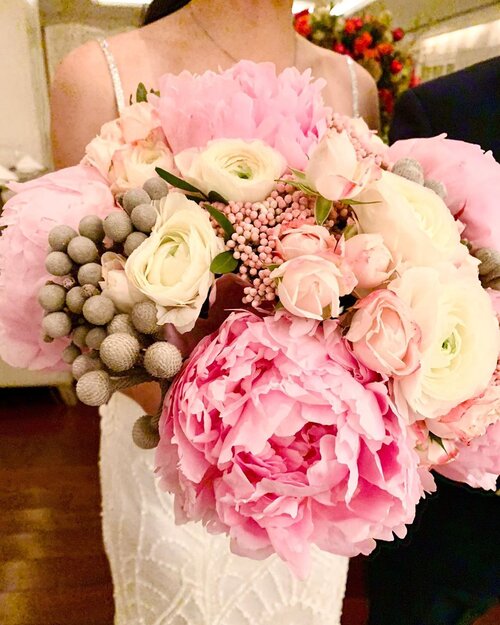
[389,88,434,145]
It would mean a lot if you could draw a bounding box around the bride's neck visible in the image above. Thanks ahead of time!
[184,0,296,66]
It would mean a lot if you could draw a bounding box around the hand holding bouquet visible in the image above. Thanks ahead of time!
[1,61,499,577]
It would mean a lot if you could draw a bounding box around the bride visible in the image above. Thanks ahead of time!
[51,1,379,623]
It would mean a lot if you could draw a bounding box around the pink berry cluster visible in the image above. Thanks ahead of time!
[210,182,317,308]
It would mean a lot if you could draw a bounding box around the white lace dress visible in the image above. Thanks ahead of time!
[100,392,349,625]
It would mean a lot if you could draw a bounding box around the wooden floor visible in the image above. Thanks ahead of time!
[0,387,497,625]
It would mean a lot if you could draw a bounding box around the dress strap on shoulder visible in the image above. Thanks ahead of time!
[97,37,126,115]
[345,56,360,118]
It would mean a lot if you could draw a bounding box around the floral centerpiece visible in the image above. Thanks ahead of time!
[0,61,498,579]
[294,4,419,139]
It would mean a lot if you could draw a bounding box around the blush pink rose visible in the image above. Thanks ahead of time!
[344,234,395,290]
[306,129,380,201]
[346,290,421,377]
[99,252,148,313]
[156,312,422,578]
[389,135,500,249]
[0,165,115,369]
[276,223,332,260]
[436,421,500,490]
[84,102,171,188]
[109,131,174,193]
[270,253,356,320]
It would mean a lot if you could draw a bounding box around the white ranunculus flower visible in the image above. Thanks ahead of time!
[174,138,287,202]
[390,264,500,422]
[99,252,148,313]
[354,170,470,268]
[125,192,225,333]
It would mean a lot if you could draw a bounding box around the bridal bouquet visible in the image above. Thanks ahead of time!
[1,61,499,578]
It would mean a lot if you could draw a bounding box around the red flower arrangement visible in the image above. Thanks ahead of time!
[294,5,419,140]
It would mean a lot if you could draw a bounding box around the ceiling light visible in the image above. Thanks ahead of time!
[330,1,376,17]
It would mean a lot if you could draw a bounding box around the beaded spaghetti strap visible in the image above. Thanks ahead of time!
[346,56,360,118]
[97,38,126,115]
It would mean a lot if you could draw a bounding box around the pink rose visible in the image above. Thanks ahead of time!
[109,132,174,193]
[156,312,422,577]
[344,234,395,290]
[306,129,380,201]
[346,290,421,377]
[270,253,356,320]
[0,165,115,369]
[436,421,500,490]
[277,223,332,260]
[99,251,148,313]
[411,421,458,468]
[84,102,169,187]
[389,135,500,250]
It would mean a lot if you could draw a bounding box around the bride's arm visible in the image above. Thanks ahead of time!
[51,43,162,414]
[355,63,381,132]
[50,41,118,169]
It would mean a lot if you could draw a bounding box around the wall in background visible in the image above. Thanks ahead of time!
[0,0,49,168]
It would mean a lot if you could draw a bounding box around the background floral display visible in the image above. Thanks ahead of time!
[294,4,420,140]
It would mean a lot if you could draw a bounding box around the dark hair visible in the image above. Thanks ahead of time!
[143,0,191,25]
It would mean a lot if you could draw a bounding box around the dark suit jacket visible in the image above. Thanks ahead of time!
[389,56,500,161]
[366,58,500,625]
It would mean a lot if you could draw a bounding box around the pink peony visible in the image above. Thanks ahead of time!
[156,312,422,578]
[346,290,421,377]
[388,135,500,249]
[436,421,500,490]
[0,165,115,369]
[154,61,331,169]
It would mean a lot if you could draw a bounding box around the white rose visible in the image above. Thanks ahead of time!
[390,264,500,422]
[354,170,469,268]
[99,252,148,312]
[109,135,174,193]
[125,192,225,333]
[305,129,378,201]
[174,138,286,202]
[84,119,123,180]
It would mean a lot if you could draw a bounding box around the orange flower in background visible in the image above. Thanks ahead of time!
[354,31,373,56]
[363,48,379,60]
[377,42,394,56]
[344,18,359,34]
[293,9,312,38]
[333,42,347,54]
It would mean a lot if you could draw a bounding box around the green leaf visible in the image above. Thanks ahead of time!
[136,82,148,103]
[343,223,358,240]
[289,168,307,180]
[210,251,238,274]
[339,198,381,206]
[155,168,204,194]
[429,432,449,454]
[315,196,332,225]
[149,88,160,97]
[207,190,228,204]
[203,204,235,239]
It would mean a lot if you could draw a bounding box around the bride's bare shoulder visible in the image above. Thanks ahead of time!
[300,38,379,129]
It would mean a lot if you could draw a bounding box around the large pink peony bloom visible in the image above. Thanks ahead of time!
[388,135,500,249]
[436,421,500,491]
[156,312,422,578]
[154,61,331,169]
[0,165,115,369]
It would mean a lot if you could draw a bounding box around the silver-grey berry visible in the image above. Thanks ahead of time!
[42,311,72,338]
[103,211,133,243]
[131,203,157,234]
[78,215,105,242]
[143,177,169,200]
[45,251,73,276]
[48,225,78,252]
[67,236,99,265]
[124,231,148,256]
[78,263,102,287]
[122,188,151,215]
[38,284,67,312]
[82,295,115,326]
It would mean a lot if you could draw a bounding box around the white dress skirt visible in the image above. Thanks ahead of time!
[99,392,349,625]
